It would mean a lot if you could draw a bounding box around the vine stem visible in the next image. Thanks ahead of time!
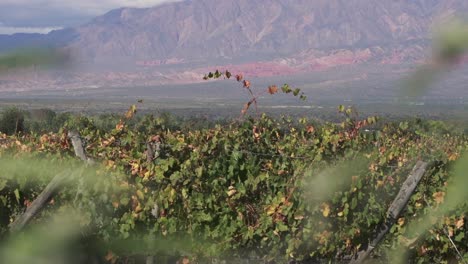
[443,226,467,263]
[422,196,467,264]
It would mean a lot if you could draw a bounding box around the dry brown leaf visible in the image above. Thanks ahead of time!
[400,236,419,248]
[448,226,454,237]
[125,105,137,119]
[116,121,124,131]
[241,100,253,115]
[268,85,278,94]
[433,191,445,205]
[105,251,117,264]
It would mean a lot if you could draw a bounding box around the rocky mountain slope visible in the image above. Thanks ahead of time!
[67,0,467,62]
[1,0,468,90]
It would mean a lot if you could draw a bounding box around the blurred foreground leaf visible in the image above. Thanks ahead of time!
[0,48,70,73]
[402,18,468,97]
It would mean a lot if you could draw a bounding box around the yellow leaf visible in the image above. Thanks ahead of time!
[125,105,137,119]
[170,188,176,202]
[106,160,115,169]
[227,188,237,197]
[136,190,145,200]
[130,162,140,175]
[135,203,143,213]
[448,153,459,161]
[143,170,151,179]
[445,217,451,225]
[344,239,351,248]
[398,217,405,226]
[376,180,385,188]
[455,218,464,229]
[321,203,330,217]
[266,206,276,216]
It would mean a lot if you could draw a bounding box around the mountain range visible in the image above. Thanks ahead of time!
[1,0,468,91]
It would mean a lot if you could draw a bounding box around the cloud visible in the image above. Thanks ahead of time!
[1,0,180,15]
[0,0,182,27]
[0,24,62,35]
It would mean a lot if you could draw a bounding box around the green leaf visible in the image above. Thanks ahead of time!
[14,189,20,203]
[281,84,292,93]
[0,179,6,192]
[120,197,130,206]
[454,232,465,242]
[293,88,300,96]
[136,190,145,201]
[277,222,289,232]
[196,167,203,177]
[351,197,358,210]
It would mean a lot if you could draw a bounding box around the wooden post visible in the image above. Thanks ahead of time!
[9,131,94,233]
[68,130,95,165]
[146,142,155,162]
[349,161,429,264]
[146,256,155,264]
[9,171,69,233]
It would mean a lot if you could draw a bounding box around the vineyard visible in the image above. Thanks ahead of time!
[1,9,468,264]
[0,103,466,263]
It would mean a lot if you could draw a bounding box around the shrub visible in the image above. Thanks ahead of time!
[0,107,25,135]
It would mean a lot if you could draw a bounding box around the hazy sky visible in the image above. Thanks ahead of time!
[0,0,179,34]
